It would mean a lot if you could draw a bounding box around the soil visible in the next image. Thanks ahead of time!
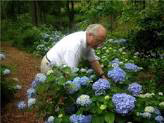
[1,42,43,123]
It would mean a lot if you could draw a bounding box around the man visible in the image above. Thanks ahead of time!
[40,24,107,79]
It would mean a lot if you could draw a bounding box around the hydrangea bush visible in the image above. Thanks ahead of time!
[33,30,64,56]
[20,39,163,123]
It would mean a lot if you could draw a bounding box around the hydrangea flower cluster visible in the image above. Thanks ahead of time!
[79,76,90,86]
[80,68,87,73]
[159,102,164,107]
[128,82,142,96]
[138,93,155,98]
[112,93,136,115]
[31,80,38,88]
[31,73,47,88]
[138,107,163,121]
[15,84,22,90]
[65,80,81,94]
[27,88,36,98]
[124,63,142,72]
[154,108,161,115]
[35,73,47,83]
[17,101,26,110]
[28,98,36,108]
[144,106,155,113]
[107,67,126,83]
[108,38,127,44]
[138,112,152,119]
[3,69,11,75]
[70,114,92,123]
[0,53,6,60]
[76,94,92,106]
[92,79,110,96]
[155,115,164,123]
[45,116,55,123]
[42,33,50,39]
[72,67,79,73]
[71,76,90,87]
[87,69,94,74]
[110,58,120,65]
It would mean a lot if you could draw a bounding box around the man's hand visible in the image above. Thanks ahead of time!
[101,75,108,80]
[90,60,105,77]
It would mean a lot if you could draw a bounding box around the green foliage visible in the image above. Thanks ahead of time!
[77,0,124,31]
[31,46,163,122]
[125,1,164,56]
[1,14,41,51]
[0,65,17,107]
[33,26,64,56]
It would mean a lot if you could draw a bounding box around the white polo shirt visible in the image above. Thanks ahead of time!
[46,31,99,68]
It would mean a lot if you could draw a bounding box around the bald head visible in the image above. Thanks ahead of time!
[86,24,107,48]
[86,24,106,37]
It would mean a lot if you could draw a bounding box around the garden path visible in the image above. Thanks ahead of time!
[1,42,43,123]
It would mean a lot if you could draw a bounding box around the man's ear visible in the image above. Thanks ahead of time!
[88,32,93,36]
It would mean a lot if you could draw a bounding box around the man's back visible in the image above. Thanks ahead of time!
[46,31,86,67]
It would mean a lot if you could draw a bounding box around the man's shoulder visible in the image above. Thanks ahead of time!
[68,31,85,37]
[60,31,85,42]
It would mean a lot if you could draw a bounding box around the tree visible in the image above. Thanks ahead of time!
[31,1,40,26]
[66,0,75,31]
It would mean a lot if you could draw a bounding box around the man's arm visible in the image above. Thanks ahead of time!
[89,60,107,79]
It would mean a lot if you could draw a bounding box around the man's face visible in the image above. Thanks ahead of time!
[89,28,106,49]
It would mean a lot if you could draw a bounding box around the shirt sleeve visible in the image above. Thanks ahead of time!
[85,48,100,62]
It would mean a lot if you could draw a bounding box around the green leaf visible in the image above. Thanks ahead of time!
[92,115,104,123]
[105,112,115,123]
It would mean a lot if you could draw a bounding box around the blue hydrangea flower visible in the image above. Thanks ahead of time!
[70,114,92,123]
[92,79,110,96]
[79,76,90,86]
[70,114,79,123]
[73,77,81,83]
[112,93,136,115]
[76,94,92,106]
[107,67,126,83]
[65,80,81,94]
[110,58,120,65]
[87,69,94,74]
[31,80,39,88]
[124,63,142,72]
[3,69,11,75]
[155,115,164,123]
[17,101,26,110]
[28,98,36,108]
[154,108,161,115]
[128,82,142,96]
[73,76,90,86]
[27,88,36,98]
[35,73,47,83]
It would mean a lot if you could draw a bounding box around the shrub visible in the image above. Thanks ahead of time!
[0,65,17,107]
[126,1,164,58]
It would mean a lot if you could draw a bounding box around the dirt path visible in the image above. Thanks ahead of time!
[1,43,43,123]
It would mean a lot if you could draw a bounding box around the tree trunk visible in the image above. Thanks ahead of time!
[66,0,74,32]
[31,1,40,26]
